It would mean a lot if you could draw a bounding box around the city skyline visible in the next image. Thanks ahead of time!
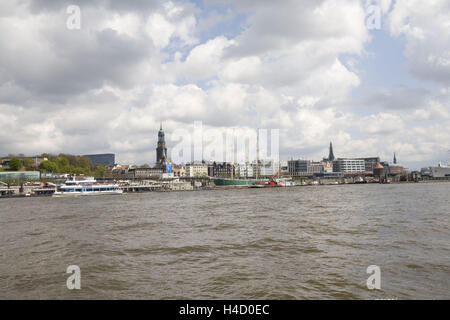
[0,1,449,169]
[1,120,447,171]
[0,133,424,170]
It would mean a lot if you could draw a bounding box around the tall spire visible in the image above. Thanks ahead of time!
[156,123,167,164]
[393,152,397,164]
[328,142,335,161]
[160,121,162,131]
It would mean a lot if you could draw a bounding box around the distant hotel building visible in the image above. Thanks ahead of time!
[128,167,163,179]
[84,153,115,166]
[186,163,208,177]
[236,163,254,178]
[355,157,380,173]
[333,158,365,173]
[288,160,325,177]
[207,162,235,178]
[288,160,308,177]
[255,160,278,177]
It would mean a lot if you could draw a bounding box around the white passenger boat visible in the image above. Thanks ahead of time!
[276,178,296,187]
[53,177,123,197]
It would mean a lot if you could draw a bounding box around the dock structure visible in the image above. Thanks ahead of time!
[120,183,163,193]
[0,186,20,196]
[32,187,57,196]
[0,185,56,197]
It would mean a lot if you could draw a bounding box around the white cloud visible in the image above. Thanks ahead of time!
[145,1,197,48]
[388,0,450,84]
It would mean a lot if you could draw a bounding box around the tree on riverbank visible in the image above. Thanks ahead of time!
[9,158,22,171]
[38,154,111,178]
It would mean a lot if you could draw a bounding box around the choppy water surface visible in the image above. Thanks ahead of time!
[0,183,449,299]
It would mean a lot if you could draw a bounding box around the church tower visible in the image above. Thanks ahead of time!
[328,142,335,162]
[156,123,168,164]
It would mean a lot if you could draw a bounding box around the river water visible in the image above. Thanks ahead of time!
[0,182,449,299]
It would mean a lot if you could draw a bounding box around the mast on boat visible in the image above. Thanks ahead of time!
[256,128,259,180]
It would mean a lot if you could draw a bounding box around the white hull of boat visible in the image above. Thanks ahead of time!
[53,190,123,197]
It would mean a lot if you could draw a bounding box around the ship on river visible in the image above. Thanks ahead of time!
[212,177,294,188]
[212,178,265,187]
[53,177,123,197]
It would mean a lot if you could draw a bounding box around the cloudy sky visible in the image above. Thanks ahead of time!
[0,0,449,169]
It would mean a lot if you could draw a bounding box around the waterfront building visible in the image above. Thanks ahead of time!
[253,160,277,177]
[236,163,254,178]
[171,164,184,177]
[288,159,324,177]
[333,158,365,173]
[288,159,309,177]
[185,163,208,177]
[323,161,333,173]
[421,164,450,178]
[389,154,404,176]
[207,163,214,177]
[389,164,404,176]
[373,162,385,180]
[354,157,380,173]
[83,153,115,166]
[307,161,325,175]
[208,162,235,178]
[0,171,41,182]
[156,123,168,164]
[279,161,289,176]
[128,167,163,179]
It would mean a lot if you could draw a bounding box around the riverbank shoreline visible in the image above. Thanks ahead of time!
[1,179,448,199]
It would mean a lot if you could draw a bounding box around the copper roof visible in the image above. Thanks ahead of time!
[374,162,384,169]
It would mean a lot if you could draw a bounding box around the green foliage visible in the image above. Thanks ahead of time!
[93,165,107,178]
[41,153,52,160]
[9,158,22,171]
[39,160,58,173]
[22,157,34,170]
[77,156,93,171]
[37,154,106,177]
[55,156,70,173]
